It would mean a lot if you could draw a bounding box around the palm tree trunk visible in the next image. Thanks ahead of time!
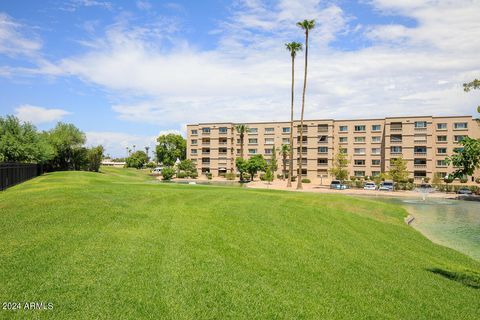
[240,133,244,181]
[287,54,295,188]
[283,153,287,180]
[297,30,309,190]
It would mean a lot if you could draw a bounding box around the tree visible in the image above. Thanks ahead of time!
[270,145,278,180]
[0,115,54,163]
[445,136,480,178]
[264,167,273,184]
[388,157,409,183]
[145,146,150,162]
[235,157,248,181]
[47,122,86,170]
[285,41,302,187]
[155,134,186,166]
[126,150,148,169]
[280,144,289,180]
[87,145,104,172]
[161,167,175,181]
[246,155,267,181]
[178,159,196,176]
[329,151,349,182]
[463,79,480,92]
[296,19,316,190]
[235,124,249,159]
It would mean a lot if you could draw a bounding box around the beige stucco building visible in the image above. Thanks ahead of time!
[186,116,480,184]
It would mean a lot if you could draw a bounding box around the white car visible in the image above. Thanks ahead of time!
[364,182,377,190]
[151,167,163,174]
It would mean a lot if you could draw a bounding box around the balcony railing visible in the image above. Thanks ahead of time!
[414,152,427,155]
[414,164,427,168]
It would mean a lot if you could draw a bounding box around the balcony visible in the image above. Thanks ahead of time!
[414,164,427,168]
[218,152,227,156]
[390,140,402,144]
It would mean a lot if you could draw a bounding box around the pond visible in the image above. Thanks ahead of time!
[372,196,480,261]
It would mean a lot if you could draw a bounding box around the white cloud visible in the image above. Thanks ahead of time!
[15,105,70,125]
[60,0,113,12]
[136,0,152,11]
[0,12,42,57]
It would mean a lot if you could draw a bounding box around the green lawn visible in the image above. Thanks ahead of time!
[0,167,479,319]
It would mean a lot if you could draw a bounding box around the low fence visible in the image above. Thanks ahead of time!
[0,163,43,191]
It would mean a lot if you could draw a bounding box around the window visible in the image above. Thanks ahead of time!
[454,122,468,129]
[414,121,427,128]
[437,123,447,130]
[202,158,210,164]
[414,159,427,165]
[454,135,465,142]
[414,134,427,141]
[248,149,257,154]
[218,148,227,154]
[339,137,348,143]
[265,127,275,133]
[371,148,381,155]
[191,129,198,135]
[236,138,242,144]
[372,136,381,143]
[354,159,365,166]
[414,171,427,177]
[191,149,197,154]
[249,128,258,133]
[318,124,328,132]
[202,148,210,154]
[435,135,447,142]
[265,149,273,155]
[372,124,381,131]
[219,127,228,134]
[264,138,274,145]
[437,148,447,154]
[202,127,211,133]
[297,136,308,143]
[202,138,210,144]
[297,125,308,133]
[340,148,347,154]
[354,137,365,143]
[248,138,258,144]
[282,127,290,133]
[414,146,427,153]
[219,138,228,145]
[339,125,348,132]
[297,147,307,154]
[318,147,328,153]
[372,159,381,166]
[317,169,328,177]
[390,122,402,130]
[317,158,328,165]
[436,160,447,166]
[191,139,197,145]
[372,171,381,177]
[236,149,241,155]
[390,134,402,142]
[318,135,328,143]
[354,125,366,132]
[354,171,365,177]
[282,138,290,144]
[391,146,402,153]
[354,148,366,155]
[435,172,447,178]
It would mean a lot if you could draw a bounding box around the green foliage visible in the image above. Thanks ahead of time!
[87,146,104,172]
[264,167,274,183]
[269,146,278,180]
[444,176,454,184]
[206,172,213,180]
[155,134,186,166]
[177,159,197,177]
[47,122,86,170]
[476,177,480,184]
[177,172,188,179]
[301,178,311,183]
[0,115,54,163]
[161,167,175,180]
[445,137,480,178]
[225,172,236,180]
[246,155,267,181]
[126,151,148,169]
[146,162,157,168]
[235,157,248,181]
[189,171,198,179]
[329,152,349,182]
[460,177,468,183]
[389,157,409,183]
[463,79,480,92]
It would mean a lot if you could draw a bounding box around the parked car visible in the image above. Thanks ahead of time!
[457,187,473,195]
[151,167,163,174]
[379,181,394,191]
[330,180,348,190]
[364,182,377,190]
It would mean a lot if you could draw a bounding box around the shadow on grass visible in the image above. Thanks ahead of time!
[427,268,480,289]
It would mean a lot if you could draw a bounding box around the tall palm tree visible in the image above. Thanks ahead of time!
[296,19,315,190]
[285,41,303,187]
[235,124,249,159]
[145,146,150,161]
[280,144,289,180]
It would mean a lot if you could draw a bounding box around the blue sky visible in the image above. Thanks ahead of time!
[1,0,479,157]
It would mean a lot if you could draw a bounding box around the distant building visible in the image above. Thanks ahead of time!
[186,116,480,183]
[101,159,126,168]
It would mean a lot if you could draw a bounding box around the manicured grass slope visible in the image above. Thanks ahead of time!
[0,168,479,319]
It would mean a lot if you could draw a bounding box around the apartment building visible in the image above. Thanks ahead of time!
[186,116,480,183]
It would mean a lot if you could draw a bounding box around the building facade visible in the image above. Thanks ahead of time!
[186,116,480,183]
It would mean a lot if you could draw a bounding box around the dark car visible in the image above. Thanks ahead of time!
[330,180,348,190]
[457,187,473,195]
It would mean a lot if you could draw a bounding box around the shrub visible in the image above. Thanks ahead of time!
[87,145,104,172]
[444,176,454,184]
[146,162,156,168]
[162,167,175,181]
[453,185,462,193]
[290,176,296,182]
[225,172,236,180]
[476,177,480,184]
[350,176,357,181]
[277,174,283,179]
[259,173,266,181]
[206,173,212,180]
[423,177,431,183]
[460,177,468,183]
[406,182,415,191]
[189,171,198,179]
[177,172,188,179]
[354,180,363,188]
[408,178,414,183]
[301,178,311,183]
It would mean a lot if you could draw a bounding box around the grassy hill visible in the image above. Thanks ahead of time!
[0,167,479,319]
